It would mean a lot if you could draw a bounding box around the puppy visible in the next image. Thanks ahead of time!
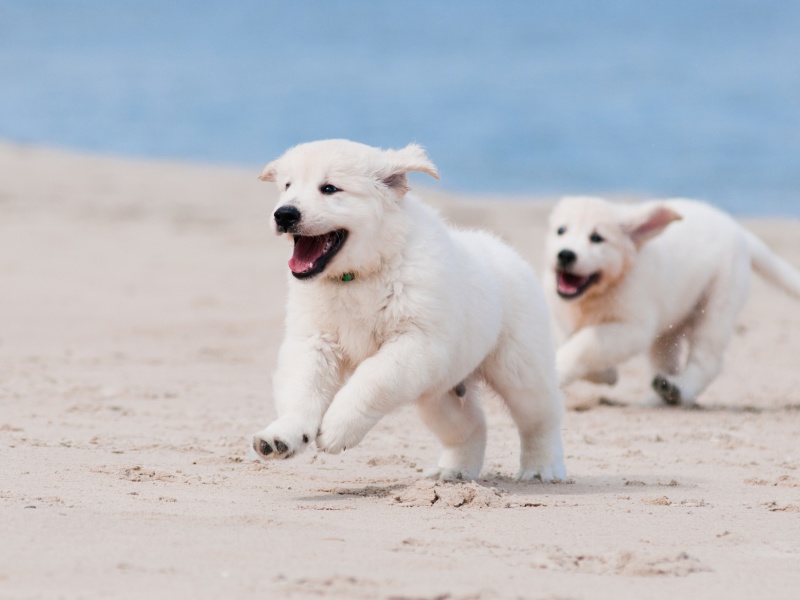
[252,140,566,482]
[546,196,800,405]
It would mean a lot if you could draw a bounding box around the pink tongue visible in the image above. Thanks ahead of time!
[558,272,587,295]
[289,235,328,274]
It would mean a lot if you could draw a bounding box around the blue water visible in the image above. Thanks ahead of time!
[1,0,799,215]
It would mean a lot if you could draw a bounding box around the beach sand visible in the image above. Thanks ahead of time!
[1,143,799,599]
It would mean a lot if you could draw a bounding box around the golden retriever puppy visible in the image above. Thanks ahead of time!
[545,196,800,405]
[252,140,566,481]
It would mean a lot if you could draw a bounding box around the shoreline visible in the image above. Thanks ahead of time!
[4,140,799,218]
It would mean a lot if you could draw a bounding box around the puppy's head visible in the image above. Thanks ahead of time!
[546,196,682,301]
[260,139,439,280]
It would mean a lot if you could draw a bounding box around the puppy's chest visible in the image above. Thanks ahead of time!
[559,295,624,332]
[316,281,406,363]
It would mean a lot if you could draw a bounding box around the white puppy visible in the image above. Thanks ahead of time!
[546,196,800,405]
[252,140,566,482]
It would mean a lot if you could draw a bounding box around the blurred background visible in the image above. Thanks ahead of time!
[1,0,798,215]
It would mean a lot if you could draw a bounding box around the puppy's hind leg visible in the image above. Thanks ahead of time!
[652,255,751,406]
[649,327,687,377]
[645,326,687,405]
[483,333,566,483]
[416,380,487,481]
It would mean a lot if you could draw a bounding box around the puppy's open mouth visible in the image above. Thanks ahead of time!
[288,230,348,279]
[556,270,600,299]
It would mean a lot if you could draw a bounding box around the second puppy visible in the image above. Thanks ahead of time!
[546,196,800,405]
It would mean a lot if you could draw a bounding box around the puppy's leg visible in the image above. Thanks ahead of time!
[417,381,487,481]
[253,334,341,460]
[644,326,687,405]
[652,326,725,407]
[649,327,686,376]
[482,333,566,483]
[316,333,447,454]
[653,258,750,405]
[557,323,653,386]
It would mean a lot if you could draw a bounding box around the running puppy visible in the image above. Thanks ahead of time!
[252,140,566,482]
[546,196,800,406]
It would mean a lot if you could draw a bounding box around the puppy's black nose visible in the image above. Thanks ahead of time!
[557,249,577,267]
[274,205,301,231]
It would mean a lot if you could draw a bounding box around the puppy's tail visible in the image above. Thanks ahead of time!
[744,229,800,300]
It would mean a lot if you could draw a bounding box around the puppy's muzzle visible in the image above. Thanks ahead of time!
[557,249,577,268]
[274,205,301,233]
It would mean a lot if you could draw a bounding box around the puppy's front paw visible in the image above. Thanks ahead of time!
[252,418,311,460]
[316,404,375,455]
[652,375,681,406]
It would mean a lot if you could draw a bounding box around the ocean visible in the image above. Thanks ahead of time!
[1,0,799,215]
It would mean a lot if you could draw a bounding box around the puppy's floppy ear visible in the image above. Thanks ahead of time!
[379,143,440,193]
[623,204,682,247]
[258,161,277,182]
[386,143,440,179]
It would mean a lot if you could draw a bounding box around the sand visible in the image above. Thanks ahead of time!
[1,142,799,600]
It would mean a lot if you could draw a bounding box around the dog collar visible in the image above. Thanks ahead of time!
[341,272,355,282]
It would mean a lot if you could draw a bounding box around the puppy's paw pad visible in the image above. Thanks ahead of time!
[253,437,273,457]
[652,375,682,406]
[253,434,295,460]
[252,420,310,460]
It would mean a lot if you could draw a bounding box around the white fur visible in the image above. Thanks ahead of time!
[252,139,566,482]
[546,196,800,405]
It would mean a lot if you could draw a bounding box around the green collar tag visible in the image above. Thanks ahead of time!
[341,272,355,282]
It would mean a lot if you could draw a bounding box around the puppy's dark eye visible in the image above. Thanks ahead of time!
[590,232,605,243]
[320,184,340,195]
[557,226,566,236]
[284,182,291,191]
